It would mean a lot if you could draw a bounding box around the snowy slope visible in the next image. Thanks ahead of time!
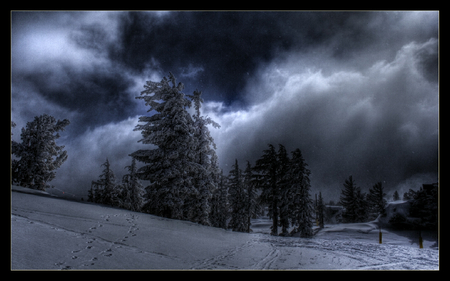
[11,189,439,270]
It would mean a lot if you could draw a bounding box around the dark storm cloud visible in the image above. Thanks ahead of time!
[11,11,438,200]
[11,11,137,135]
[109,12,383,104]
[206,37,438,201]
[13,66,136,135]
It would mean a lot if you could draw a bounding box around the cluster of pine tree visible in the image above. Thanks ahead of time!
[394,184,438,230]
[253,144,314,237]
[206,144,314,237]
[88,158,145,212]
[339,175,387,223]
[225,160,259,233]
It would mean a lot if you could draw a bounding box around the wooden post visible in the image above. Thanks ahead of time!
[379,230,382,244]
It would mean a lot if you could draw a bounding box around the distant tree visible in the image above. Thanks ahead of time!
[287,149,314,237]
[210,169,229,229]
[122,157,145,212]
[409,185,438,230]
[340,175,366,223]
[367,182,387,219]
[87,185,95,202]
[254,144,279,235]
[12,114,70,190]
[91,158,121,207]
[403,189,415,201]
[317,192,325,228]
[243,161,259,233]
[393,190,400,201]
[228,159,247,232]
[354,187,368,222]
[277,144,291,236]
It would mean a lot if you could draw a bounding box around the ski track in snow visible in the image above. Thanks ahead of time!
[251,243,280,270]
[253,235,439,270]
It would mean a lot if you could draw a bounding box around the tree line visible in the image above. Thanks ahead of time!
[11,72,436,235]
[83,73,315,236]
[338,175,387,223]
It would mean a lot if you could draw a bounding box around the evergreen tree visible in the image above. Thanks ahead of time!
[228,159,247,232]
[243,161,258,233]
[403,189,415,201]
[340,175,358,223]
[409,184,438,230]
[210,169,229,229]
[287,149,314,237]
[393,190,400,201]
[317,192,325,228]
[131,73,197,220]
[122,157,145,212]
[91,158,121,207]
[12,114,70,190]
[276,144,291,236]
[87,185,95,202]
[254,144,279,235]
[185,90,220,226]
[367,182,387,220]
[354,187,368,222]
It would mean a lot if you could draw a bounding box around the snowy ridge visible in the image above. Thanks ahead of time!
[11,190,439,270]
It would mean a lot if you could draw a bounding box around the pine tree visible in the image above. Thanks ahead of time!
[254,144,279,235]
[393,190,400,201]
[355,187,368,222]
[185,90,220,226]
[122,157,145,212]
[91,158,121,207]
[131,73,197,220]
[11,114,70,190]
[317,192,325,228]
[243,161,259,233]
[287,149,314,237]
[367,182,387,220]
[277,144,291,236]
[340,175,358,223]
[210,170,229,229]
[217,170,230,229]
[87,185,95,202]
[228,159,248,232]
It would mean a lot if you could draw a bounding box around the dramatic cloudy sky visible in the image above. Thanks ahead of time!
[11,11,439,201]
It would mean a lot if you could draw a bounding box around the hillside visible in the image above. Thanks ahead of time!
[11,186,439,270]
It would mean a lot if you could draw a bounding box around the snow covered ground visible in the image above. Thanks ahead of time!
[11,186,439,270]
